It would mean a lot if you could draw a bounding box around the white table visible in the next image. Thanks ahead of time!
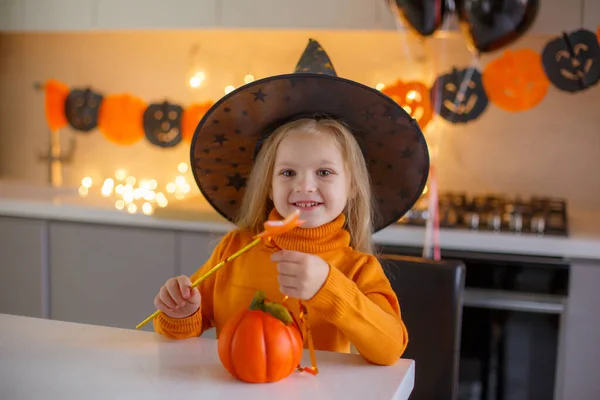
[0,314,414,400]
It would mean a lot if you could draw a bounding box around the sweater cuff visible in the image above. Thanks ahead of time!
[305,265,356,322]
[154,309,203,334]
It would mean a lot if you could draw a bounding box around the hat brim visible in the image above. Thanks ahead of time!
[190,73,430,232]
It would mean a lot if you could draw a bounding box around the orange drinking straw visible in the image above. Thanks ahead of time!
[135,210,304,330]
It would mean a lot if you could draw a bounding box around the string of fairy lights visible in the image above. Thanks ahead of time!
[77,162,195,216]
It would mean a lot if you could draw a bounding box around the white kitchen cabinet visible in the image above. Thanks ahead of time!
[95,0,218,30]
[48,222,178,332]
[220,0,382,30]
[0,0,26,31]
[22,0,95,31]
[177,231,221,277]
[0,216,46,318]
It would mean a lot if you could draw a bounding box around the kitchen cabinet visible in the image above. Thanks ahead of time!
[0,0,587,34]
[555,259,600,400]
[95,0,218,30]
[177,231,221,277]
[0,216,46,318]
[48,222,177,332]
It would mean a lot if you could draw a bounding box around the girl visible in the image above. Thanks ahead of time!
[152,39,430,367]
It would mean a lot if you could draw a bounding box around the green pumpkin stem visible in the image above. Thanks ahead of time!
[249,290,293,325]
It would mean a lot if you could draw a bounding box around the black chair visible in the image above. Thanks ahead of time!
[379,254,466,400]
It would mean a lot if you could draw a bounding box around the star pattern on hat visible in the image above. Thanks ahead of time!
[226,172,247,191]
[398,188,410,199]
[213,134,228,146]
[362,110,375,121]
[401,146,414,158]
[252,89,267,102]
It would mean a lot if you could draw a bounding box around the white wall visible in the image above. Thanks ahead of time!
[0,29,599,213]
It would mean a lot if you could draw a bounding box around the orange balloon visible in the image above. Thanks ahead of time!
[98,94,146,146]
[383,80,433,130]
[44,79,69,131]
[181,101,214,142]
[482,49,549,112]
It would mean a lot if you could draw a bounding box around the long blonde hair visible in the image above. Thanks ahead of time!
[234,118,376,254]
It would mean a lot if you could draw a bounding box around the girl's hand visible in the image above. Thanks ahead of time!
[271,250,330,300]
[154,275,201,319]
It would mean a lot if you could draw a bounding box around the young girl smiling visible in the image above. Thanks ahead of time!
[152,39,430,366]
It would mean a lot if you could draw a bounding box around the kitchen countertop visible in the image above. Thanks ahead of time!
[0,313,415,400]
[1,180,600,261]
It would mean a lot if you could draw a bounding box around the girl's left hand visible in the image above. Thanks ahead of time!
[271,250,330,300]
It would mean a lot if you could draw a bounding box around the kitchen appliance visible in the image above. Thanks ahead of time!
[397,191,569,237]
[381,244,569,400]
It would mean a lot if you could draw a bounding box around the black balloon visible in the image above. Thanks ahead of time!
[541,29,600,92]
[388,0,448,37]
[456,0,539,53]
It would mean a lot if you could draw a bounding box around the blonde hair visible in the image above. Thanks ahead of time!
[234,118,376,254]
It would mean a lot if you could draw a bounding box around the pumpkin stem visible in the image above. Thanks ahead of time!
[249,290,294,325]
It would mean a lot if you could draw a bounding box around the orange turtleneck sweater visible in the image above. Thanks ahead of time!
[153,211,408,366]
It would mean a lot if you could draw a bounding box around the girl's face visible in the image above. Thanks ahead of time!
[270,131,350,228]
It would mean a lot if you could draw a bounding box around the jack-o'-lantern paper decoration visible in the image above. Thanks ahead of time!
[97,94,146,146]
[65,88,104,132]
[383,80,433,130]
[181,101,214,143]
[430,67,489,123]
[143,101,183,148]
[541,29,600,92]
[44,79,69,132]
[482,49,550,112]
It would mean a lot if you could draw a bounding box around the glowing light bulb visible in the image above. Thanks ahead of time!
[182,183,191,194]
[115,169,127,181]
[142,202,154,215]
[101,185,113,197]
[115,184,124,195]
[126,176,136,186]
[166,183,177,193]
[244,74,255,84]
[127,204,137,214]
[178,162,189,173]
[376,83,385,91]
[104,178,115,188]
[224,85,235,94]
[407,90,418,100]
[175,176,186,186]
[115,200,125,210]
[189,71,205,88]
[81,177,92,188]
[78,186,88,197]
[149,179,158,190]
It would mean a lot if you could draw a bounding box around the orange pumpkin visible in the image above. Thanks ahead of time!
[44,79,70,131]
[482,49,549,112]
[218,290,303,383]
[382,80,433,130]
[181,101,214,143]
[97,94,146,145]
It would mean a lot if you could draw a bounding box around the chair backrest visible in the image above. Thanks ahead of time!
[379,254,466,400]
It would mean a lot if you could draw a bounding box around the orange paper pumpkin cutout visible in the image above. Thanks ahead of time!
[218,290,303,383]
[44,79,69,132]
[482,49,550,112]
[383,80,433,130]
[97,94,146,146]
[181,101,214,142]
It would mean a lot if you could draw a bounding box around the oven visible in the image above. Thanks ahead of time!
[380,245,569,400]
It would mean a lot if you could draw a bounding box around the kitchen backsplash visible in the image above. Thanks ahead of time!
[0,30,598,213]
